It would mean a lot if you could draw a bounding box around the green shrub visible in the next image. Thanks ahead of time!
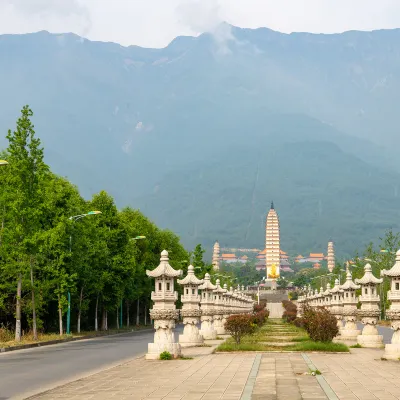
[224,314,256,344]
[160,351,172,360]
[302,305,338,343]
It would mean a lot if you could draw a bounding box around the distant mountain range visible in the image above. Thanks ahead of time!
[1,26,400,256]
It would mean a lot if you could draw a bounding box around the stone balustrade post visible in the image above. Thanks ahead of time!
[355,263,383,348]
[177,265,204,347]
[145,250,182,359]
[222,283,231,331]
[330,279,344,331]
[323,283,332,311]
[213,279,226,335]
[199,273,217,339]
[339,269,361,341]
[382,250,400,359]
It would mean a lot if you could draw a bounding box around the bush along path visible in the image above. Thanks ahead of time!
[217,318,349,353]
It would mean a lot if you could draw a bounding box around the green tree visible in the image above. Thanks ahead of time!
[3,106,49,341]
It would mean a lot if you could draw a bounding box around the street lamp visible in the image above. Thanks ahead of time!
[0,160,9,166]
[67,210,102,334]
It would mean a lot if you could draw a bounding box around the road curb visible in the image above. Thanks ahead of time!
[0,327,153,353]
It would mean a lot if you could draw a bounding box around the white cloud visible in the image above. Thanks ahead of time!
[0,0,399,47]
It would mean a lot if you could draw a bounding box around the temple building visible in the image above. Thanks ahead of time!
[265,201,280,280]
[327,240,335,272]
[212,241,220,271]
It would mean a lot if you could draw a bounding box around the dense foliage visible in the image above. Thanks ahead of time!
[0,107,189,340]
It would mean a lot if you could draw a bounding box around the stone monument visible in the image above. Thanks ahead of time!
[323,283,332,310]
[212,241,220,271]
[146,250,182,359]
[355,263,383,348]
[199,273,217,339]
[222,283,231,331]
[177,265,204,347]
[327,240,335,273]
[382,250,400,360]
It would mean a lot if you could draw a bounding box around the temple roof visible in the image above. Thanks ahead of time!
[198,273,217,290]
[382,250,400,277]
[355,263,383,285]
[340,269,360,290]
[177,265,204,285]
[146,250,183,278]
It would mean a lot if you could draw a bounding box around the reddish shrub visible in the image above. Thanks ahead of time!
[253,302,267,313]
[293,317,306,329]
[302,305,338,342]
[224,314,256,344]
[252,310,269,327]
[282,300,297,323]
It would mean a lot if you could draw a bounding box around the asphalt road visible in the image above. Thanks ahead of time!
[0,327,182,400]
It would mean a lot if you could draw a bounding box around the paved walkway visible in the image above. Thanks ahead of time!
[24,344,400,400]
[309,348,400,400]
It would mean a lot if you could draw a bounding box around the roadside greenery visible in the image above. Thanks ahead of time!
[0,106,190,341]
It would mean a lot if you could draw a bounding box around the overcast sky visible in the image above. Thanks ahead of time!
[0,0,399,48]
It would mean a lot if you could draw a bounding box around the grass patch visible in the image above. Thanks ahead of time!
[350,343,363,348]
[216,340,274,352]
[310,369,322,375]
[195,344,212,347]
[287,341,349,352]
[178,356,193,360]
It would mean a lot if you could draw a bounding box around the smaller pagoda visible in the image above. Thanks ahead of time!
[355,263,383,348]
[382,250,400,360]
[177,265,204,347]
[213,279,227,334]
[146,250,182,359]
[199,273,217,339]
[339,268,361,341]
[330,279,344,330]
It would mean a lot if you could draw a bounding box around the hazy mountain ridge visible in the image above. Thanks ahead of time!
[0,27,400,255]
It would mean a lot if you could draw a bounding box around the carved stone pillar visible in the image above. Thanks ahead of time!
[355,264,383,348]
[146,250,182,359]
[330,279,344,331]
[382,250,400,359]
[213,279,226,335]
[177,265,204,347]
[199,273,217,340]
[339,269,361,341]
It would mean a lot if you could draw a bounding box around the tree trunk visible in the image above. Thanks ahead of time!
[58,293,63,336]
[126,301,130,327]
[95,295,99,331]
[144,302,147,326]
[136,298,140,326]
[101,307,107,331]
[77,286,84,333]
[15,274,22,342]
[116,307,119,329]
[105,310,108,330]
[30,257,38,340]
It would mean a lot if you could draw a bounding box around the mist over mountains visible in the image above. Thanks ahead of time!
[1,25,400,256]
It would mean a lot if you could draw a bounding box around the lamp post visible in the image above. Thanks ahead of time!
[67,211,102,335]
[0,160,9,166]
[130,236,146,327]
